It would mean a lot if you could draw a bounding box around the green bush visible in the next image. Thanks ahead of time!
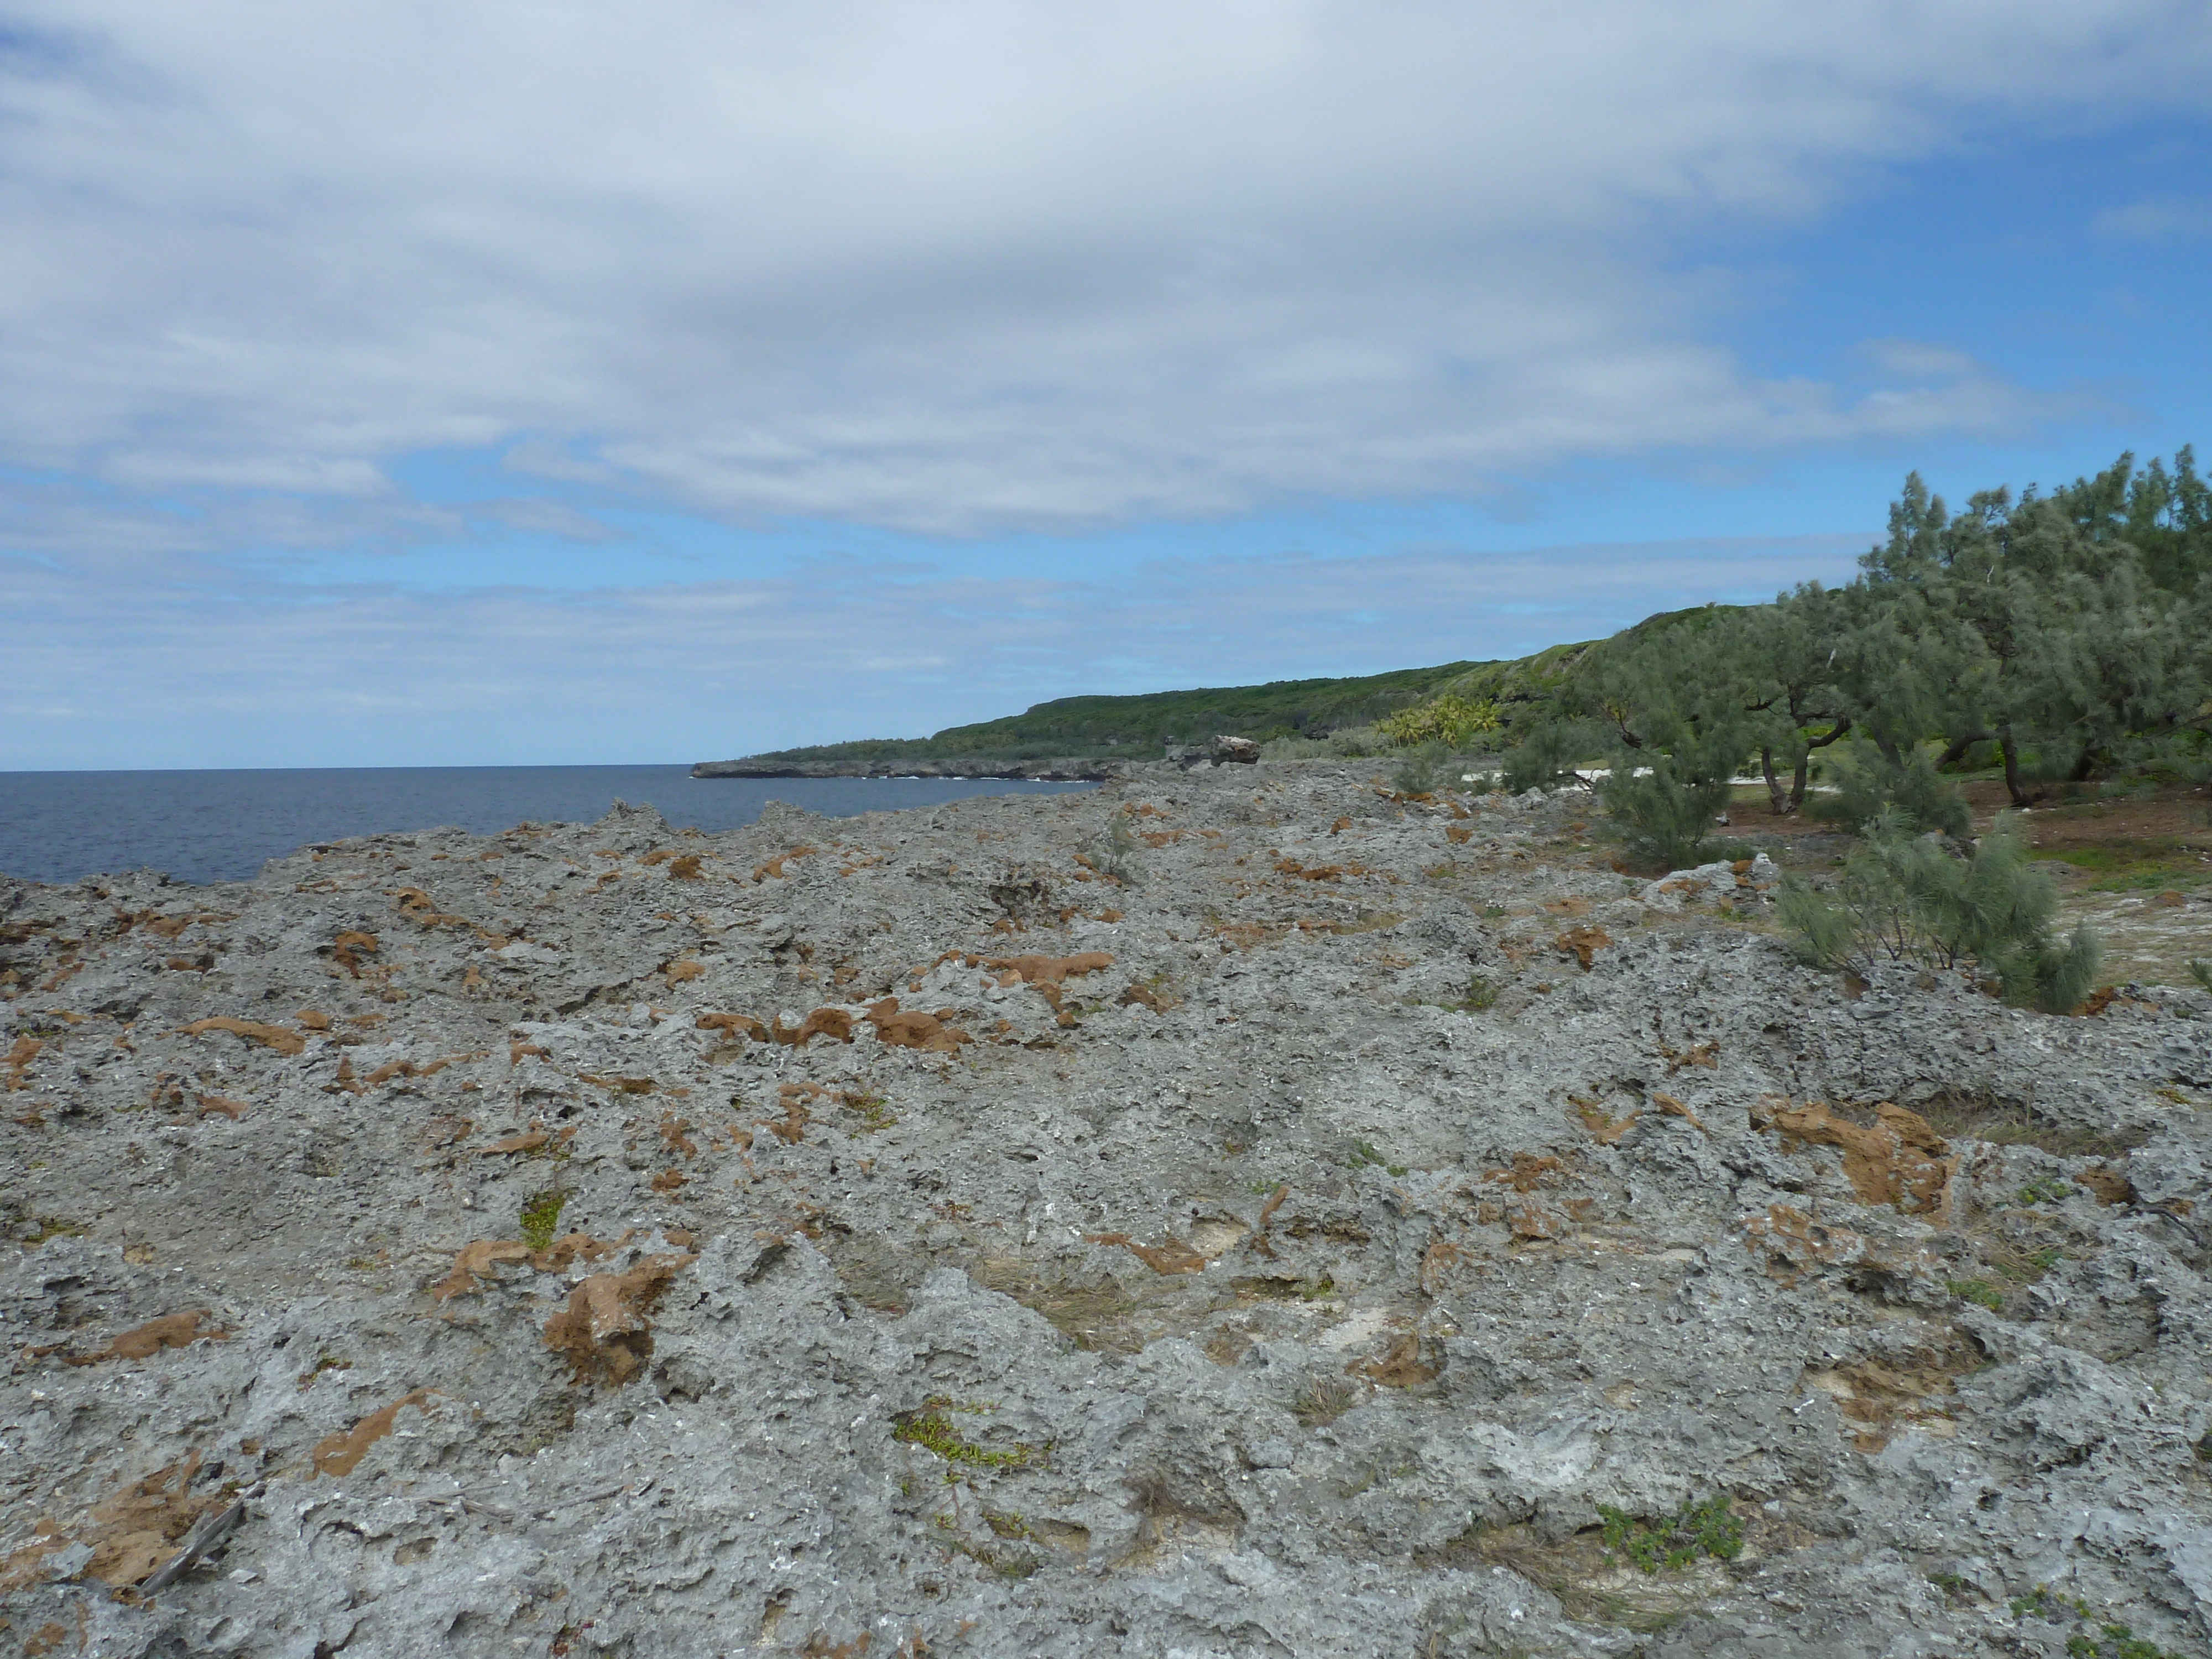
[1778,812,2101,1011]
[1598,754,1731,871]
[1808,741,1971,838]
[1327,725,1382,758]
[1501,719,1595,794]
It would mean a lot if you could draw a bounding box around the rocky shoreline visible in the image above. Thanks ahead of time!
[3,760,2209,1657]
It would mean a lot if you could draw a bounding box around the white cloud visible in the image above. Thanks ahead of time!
[2093,195,2212,241]
[1,2,2206,535]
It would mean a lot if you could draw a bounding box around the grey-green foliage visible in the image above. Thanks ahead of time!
[1485,448,2208,822]
[1501,718,1597,794]
[1578,609,1756,866]
[1850,468,2211,804]
[1599,755,1732,870]
[1739,583,1855,813]
[1778,812,2101,1011]
[1097,810,1142,884]
[1808,740,1972,839]
[1391,742,1446,796]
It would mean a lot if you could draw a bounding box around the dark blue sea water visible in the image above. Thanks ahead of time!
[0,766,1096,888]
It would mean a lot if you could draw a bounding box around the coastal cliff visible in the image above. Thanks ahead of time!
[4,761,2209,1657]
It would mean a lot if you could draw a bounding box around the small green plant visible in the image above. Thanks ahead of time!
[893,1398,1039,1473]
[1293,1374,1360,1427]
[2010,1588,2183,1659]
[1992,1246,2064,1284]
[2189,958,2212,993]
[1455,975,1498,1011]
[1481,904,1506,919]
[1348,1140,1408,1177]
[1597,1495,1744,1574]
[23,1215,86,1244]
[1949,1278,2005,1312]
[2013,1587,2091,1623]
[1094,808,1142,884]
[519,1187,569,1251]
[841,1092,897,1136]
[2016,1176,2073,1206]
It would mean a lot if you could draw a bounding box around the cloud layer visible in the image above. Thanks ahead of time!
[6,1,2208,535]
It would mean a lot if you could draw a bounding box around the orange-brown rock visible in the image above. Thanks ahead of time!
[542,1255,695,1385]
[985,952,1114,985]
[180,1016,306,1057]
[1088,1230,1207,1275]
[2078,1164,2136,1206]
[479,1130,549,1156]
[865,998,972,1052]
[697,1011,769,1041]
[774,1007,855,1046]
[1555,925,1612,969]
[79,1451,228,1585]
[431,1240,535,1299]
[4,1034,39,1090]
[1763,1100,1955,1215]
[312,1389,439,1477]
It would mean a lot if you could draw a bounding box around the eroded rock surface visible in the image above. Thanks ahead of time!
[3,767,2210,1657]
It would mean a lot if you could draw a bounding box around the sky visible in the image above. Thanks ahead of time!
[3,2,2210,770]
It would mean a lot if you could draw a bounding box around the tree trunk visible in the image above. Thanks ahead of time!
[1796,718,1851,812]
[2000,727,2034,806]
[1760,747,1793,815]
[1937,732,1990,768]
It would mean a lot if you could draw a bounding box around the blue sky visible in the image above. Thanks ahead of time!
[3,2,2209,769]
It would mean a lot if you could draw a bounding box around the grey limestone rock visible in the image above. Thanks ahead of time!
[1,760,2208,1656]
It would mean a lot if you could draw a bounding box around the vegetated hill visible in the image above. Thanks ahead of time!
[697,659,1494,773]
[692,607,1730,776]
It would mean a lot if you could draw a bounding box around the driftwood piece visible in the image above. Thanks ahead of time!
[140,1494,249,1593]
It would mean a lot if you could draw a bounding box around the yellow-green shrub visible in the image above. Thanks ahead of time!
[1378,693,1501,749]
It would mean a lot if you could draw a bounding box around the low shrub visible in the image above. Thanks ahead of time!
[1778,812,2101,1012]
[1391,743,1446,796]
[1598,753,1731,871]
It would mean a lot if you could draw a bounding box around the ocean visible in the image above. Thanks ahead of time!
[0,766,1097,888]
